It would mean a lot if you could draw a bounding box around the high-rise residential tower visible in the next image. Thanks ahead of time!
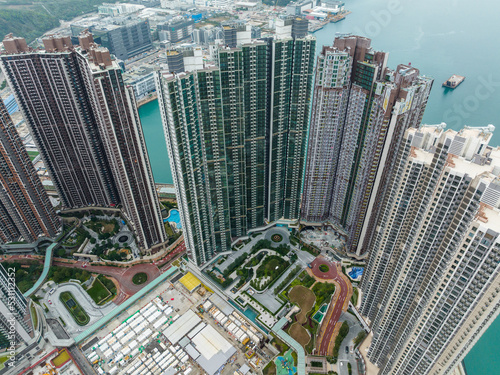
[301,36,433,256]
[0,264,33,346]
[156,36,316,265]
[360,124,500,375]
[0,100,61,243]
[0,33,166,250]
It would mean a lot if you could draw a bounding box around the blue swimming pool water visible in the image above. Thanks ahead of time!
[349,267,364,279]
[229,300,269,334]
[164,209,182,229]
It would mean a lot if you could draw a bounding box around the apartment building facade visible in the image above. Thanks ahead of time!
[0,99,61,243]
[301,35,433,256]
[360,125,500,375]
[0,33,165,250]
[156,36,316,265]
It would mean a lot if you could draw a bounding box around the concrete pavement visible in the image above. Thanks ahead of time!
[43,282,115,338]
[337,312,365,375]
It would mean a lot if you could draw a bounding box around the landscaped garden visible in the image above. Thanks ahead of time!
[278,271,337,354]
[250,255,290,291]
[3,261,44,294]
[132,272,148,285]
[288,285,316,347]
[84,217,120,240]
[61,227,91,249]
[87,276,115,305]
[60,291,89,326]
[319,264,329,273]
[272,233,283,243]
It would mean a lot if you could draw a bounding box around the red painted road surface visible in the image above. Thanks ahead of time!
[311,257,350,356]
[1,241,186,305]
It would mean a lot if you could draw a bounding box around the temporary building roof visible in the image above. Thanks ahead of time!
[162,309,201,344]
[179,272,201,293]
[190,325,237,375]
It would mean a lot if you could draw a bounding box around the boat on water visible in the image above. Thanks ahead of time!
[443,74,465,89]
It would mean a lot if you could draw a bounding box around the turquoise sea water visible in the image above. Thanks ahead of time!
[138,1,500,370]
[137,99,172,184]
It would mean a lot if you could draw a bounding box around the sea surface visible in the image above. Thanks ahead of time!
[138,1,500,371]
[138,99,172,184]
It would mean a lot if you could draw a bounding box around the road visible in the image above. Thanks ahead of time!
[337,312,365,375]
[1,240,186,304]
[310,257,352,356]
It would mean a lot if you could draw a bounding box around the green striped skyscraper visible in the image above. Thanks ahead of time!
[156,36,315,266]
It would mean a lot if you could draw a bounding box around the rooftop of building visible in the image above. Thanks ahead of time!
[410,124,500,180]
[71,15,149,30]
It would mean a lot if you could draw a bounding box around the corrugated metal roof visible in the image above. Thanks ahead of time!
[162,309,201,344]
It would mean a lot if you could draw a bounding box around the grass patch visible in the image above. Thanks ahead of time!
[263,360,276,375]
[132,272,148,285]
[60,291,89,326]
[30,304,38,329]
[291,351,298,366]
[312,282,336,312]
[289,285,315,324]
[354,330,367,347]
[319,264,329,273]
[289,322,310,347]
[351,287,358,306]
[87,278,111,305]
[164,223,174,237]
[27,150,39,161]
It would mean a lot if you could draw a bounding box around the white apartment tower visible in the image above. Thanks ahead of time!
[360,124,500,375]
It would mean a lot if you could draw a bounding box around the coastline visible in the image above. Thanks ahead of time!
[137,93,158,108]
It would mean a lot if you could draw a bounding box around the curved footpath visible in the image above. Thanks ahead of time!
[23,243,56,297]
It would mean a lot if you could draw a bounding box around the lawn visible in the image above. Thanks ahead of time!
[30,304,38,329]
[289,285,316,324]
[87,278,111,305]
[132,272,148,285]
[263,360,276,375]
[351,287,359,306]
[289,322,310,347]
[85,219,119,236]
[27,151,39,161]
[60,291,89,326]
[164,223,174,237]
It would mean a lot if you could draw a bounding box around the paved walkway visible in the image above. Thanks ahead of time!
[217,233,266,273]
[22,243,56,297]
[43,282,115,338]
[264,227,291,246]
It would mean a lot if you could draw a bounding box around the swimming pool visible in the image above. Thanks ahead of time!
[348,267,364,280]
[164,209,182,229]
